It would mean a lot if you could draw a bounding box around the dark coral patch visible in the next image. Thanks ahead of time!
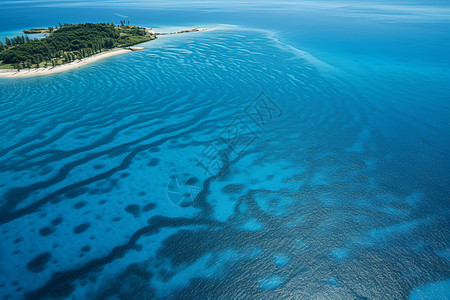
[221,184,246,194]
[74,201,87,209]
[125,204,140,217]
[147,158,160,167]
[39,227,55,236]
[142,203,156,212]
[120,172,130,178]
[51,217,62,226]
[73,223,90,234]
[89,189,101,195]
[27,252,51,273]
[250,178,260,185]
[185,177,199,185]
[81,246,91,252]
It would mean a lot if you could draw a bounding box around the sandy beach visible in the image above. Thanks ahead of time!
[0,48,137,78]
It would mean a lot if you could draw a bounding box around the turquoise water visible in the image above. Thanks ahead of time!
[0,1,449,299]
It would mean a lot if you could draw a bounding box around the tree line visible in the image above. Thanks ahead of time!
[0,22,152,70]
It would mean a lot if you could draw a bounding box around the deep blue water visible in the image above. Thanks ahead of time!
[0,1,449,299]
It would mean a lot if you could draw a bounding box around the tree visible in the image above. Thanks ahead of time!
[5,37,11,46]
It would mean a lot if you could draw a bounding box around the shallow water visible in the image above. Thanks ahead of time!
[0,1,449,299]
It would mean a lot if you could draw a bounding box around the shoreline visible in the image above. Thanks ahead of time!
[0,27,210,78]
[0,48,136,78]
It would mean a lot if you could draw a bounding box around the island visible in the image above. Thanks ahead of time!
[0,23,209,78]
[0,22,154,73]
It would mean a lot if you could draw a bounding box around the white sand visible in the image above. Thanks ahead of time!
[0,48,133,78]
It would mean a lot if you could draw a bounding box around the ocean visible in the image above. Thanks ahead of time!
[0,1,449,299]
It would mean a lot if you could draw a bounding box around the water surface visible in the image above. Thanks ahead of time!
[0,1,449,299]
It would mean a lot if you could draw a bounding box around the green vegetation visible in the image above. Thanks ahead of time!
[0,22,155,71]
